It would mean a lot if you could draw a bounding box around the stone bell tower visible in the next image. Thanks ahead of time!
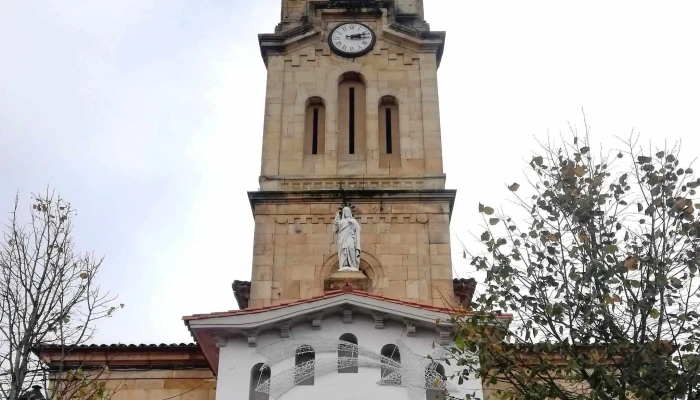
[244,0,459,309]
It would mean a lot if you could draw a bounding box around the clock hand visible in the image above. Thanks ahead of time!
[346,32,370,40]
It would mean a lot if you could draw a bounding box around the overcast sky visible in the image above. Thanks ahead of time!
[1,0,699,344]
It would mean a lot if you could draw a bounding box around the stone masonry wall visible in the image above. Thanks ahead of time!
[248,198,455,309]
[52,369,215,400]
[260,17,444,190]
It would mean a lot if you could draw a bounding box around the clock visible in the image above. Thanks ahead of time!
[328,22,376,58]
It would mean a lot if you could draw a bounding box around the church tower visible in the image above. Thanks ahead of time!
[243,0,461,310]
[41,4,500,400]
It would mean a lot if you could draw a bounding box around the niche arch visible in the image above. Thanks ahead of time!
[321,250,384,293]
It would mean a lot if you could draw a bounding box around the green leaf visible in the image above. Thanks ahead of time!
[479,203,495,215]
[508,183,520,192]
[580,146,590,154]
[656,151,665,158]
[489,218,500,225]
[630,280,641,288]
[670,277,683,289]
[650,309,660,319]
[604,244,618,254]
[638,155,652,164]
[480,231,490,241]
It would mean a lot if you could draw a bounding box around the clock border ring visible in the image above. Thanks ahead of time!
[327,22,377,59]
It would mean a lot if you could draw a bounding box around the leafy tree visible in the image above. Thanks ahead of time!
[447,127,700,400]
[0,190,121,400]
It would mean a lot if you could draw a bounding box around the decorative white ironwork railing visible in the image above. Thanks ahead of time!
[251,338,465,400]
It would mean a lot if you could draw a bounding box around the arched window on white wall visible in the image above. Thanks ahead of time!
[425,363,447,400]
[249,363,270,400]
[380,344,401,384]
[337,333,358,373]
[295,344,315,385]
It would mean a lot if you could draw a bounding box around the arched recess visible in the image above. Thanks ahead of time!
[337,72,367,163]
[249,363,270,400]
[425,363,447,400]
[294,344,315,386]
[378,95,401,168]
[337,333,358,373]
[320,250,384,292]
[380,344,401,382]
[304,97,326,156]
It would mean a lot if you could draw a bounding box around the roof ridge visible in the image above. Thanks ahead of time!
[182,290,477,321]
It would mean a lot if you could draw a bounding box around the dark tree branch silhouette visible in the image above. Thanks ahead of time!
[0,189,121,400]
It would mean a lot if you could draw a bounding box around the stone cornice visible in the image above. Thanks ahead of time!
[384,23,445,66]
[36,345,210,371]
[248,189,457,217]
[258,14,445,66]
[258,24,318,66]
[260,174,447,191]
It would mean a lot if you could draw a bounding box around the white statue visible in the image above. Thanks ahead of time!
[334,206,361,272]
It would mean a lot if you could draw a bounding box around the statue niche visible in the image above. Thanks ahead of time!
[334,206,361,272]
[325,205,370,292]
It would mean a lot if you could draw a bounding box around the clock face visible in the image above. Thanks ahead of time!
[328,22,376,58]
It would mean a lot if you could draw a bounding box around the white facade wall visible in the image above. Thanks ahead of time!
[216,314,482,400]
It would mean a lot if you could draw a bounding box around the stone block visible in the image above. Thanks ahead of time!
[431,279,454,299]
[402,233,417,244]
[380,255,403,266]
[291,265,315,281]
[310,204,330,215]
[250,281,272,300]
[282,280,301,299]
[312,223,328,234]
[287,233,307,244]
[163,379,214,391]
[254,234,273,246]
[406,280,420,299]
[386,280,407,299]
[254,204,277,215]
[255,221,275,234]
[134,379,165,390]
[388,233,401,244]
[146,390,182,400]
[431,265,453,280]
[252,265,272,281]
[280,204,311,214]
[429,232,450,244]
[306,234,328,244]
[438,244,452,255]
[418,279,431,299]
[300,280,320,299]
[407,266,419,280]
[430,255,451,266]
[429,222,449,233]
[402,254,418,266]
[275,223,289,234]
[253,255,274,266]
[387,264,408,280]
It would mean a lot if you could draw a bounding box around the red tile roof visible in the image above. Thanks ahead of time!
[183,286,501,321]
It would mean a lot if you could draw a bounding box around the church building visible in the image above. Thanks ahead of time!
[39,1,509,399]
